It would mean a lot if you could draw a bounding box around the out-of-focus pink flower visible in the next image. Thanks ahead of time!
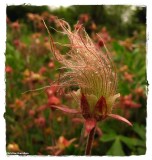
[48,61,55,69]
[120,94,141,108]
[58,136,75,149]
[22,70,45,83]
[134,87,145,97]
[39,66,47,74]
[35,116,46,127]
[45,85,58,97]
[12,39,27,52]
[79,14,90,23]
[28,109,35,116]
[9,98,25,111]
[48,96,61,105]
[124,100,141,108]
[46,136,76,155]
[37,105,47,112]
[124,72,134,82]
[44,37,49,42]
[97,27,112,47]
[119,38,135,51]
[27,13,35,21]
[37,22,45,30]
[11,21,20,31]
[31,33,41,39]
[13,39,20,47]
[90,22,97,31]
[49,15,57,23]
[5,65,13,73]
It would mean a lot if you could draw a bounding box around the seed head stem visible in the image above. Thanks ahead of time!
[85,126,96,155]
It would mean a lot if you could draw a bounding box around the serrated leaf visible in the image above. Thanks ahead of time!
[107,137,125,156]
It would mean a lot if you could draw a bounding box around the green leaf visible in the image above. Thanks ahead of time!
[137,147,146,155]
[100,132,116,142]
[65,144,82,155]
[113,42,124,52]
[4,115,15,123]
[119,136,134,149]
[133,123,146,140]
[107,137,125,156]
[120,135,145,149]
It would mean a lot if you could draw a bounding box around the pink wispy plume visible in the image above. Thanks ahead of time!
[44,18,132,134]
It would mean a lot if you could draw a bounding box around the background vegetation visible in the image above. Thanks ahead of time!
[5,5,147,155]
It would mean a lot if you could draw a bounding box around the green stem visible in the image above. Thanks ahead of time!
[85,126,96,155]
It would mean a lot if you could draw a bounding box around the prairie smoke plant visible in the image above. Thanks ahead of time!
[44,19,132,155]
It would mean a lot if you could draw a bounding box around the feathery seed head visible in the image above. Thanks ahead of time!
[48,19,120,121]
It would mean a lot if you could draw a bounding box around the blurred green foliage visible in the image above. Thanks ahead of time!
[7,5,50,21]
[7,5,146,37]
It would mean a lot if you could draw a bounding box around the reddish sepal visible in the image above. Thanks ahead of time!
[81,93,91,119]
[108,114,132,126]
[94,96,107,121]
[49,105,81,114]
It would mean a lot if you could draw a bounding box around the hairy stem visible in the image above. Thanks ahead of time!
[85,126,96,155]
